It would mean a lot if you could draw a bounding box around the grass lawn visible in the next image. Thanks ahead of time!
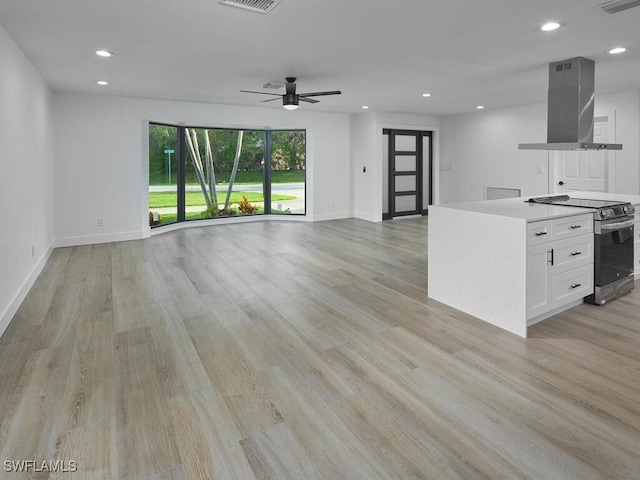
[149,170,304,186]
[149,191,294,208]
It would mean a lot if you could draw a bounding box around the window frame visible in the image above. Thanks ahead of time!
[148,122,307,228]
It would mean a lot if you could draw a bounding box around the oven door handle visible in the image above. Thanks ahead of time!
[599,218,635,232]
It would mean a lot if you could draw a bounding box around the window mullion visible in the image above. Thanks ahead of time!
[264,130,272,214]
[177,127,186,222]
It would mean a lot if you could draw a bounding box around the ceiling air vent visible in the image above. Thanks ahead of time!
[261,80,285,89]
[218,0,280,14]
[598,0,640,14]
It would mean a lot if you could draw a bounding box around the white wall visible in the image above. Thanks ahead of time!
[439,103,549,204]
[0,24,54,336]
[439,91,640,204]
[52,94,352,245]
[596,91,640,195]
[351,112,378,222]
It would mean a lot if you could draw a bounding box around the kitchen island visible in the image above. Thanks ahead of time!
[428,192,640,338]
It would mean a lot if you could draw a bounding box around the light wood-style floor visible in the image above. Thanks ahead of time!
[1,217,639,479]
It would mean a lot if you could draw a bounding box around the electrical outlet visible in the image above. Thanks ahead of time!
[538,165,545,174]
[31,245,35,257]
[97,218,104,227]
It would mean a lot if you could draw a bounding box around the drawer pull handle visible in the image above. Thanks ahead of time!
[535,232,548,236]
[570,251,582,256]
[570,225,582,229]
[570,283,582,289]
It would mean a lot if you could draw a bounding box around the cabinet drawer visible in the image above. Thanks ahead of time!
[552,214,593,241]
[551,264,594,309]
[527,221,551,246]
[550,234,594,274]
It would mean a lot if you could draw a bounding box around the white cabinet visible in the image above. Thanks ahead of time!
[550,235,594,273]
[527,244,552,319]
[526,214,594,322]
[552,214,593,241]
[550,265,593,308]
[527,221,551,246]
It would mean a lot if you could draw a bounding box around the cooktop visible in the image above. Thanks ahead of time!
[527,195,634,220]
[527,195,626,208]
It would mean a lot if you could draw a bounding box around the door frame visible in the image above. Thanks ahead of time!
[549,113,617,194]
[382,128,433,220]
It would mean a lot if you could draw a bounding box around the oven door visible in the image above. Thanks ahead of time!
[594,216,635,287]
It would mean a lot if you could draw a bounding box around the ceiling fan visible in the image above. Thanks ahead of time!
[240,77,341,110]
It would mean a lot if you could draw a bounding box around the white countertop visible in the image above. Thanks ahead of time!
[569,191,640,205]
[438,197,588,222]
[438,191,640,222]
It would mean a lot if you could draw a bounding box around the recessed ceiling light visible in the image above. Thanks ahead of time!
[96,80,109,86]
[95,50,114,57]
[422,93,433,97]
[608,47,627,54]
[362,106,369,109]
[476,105,485,110]
[541,22,561,31]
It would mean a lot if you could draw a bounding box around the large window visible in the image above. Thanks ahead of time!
[149,124,179,225]
[148,124,306,227]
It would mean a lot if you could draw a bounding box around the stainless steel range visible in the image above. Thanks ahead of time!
[528,195,635,304]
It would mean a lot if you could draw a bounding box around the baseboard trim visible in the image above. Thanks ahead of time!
[0,245,54,340]
[55,212,355,245]
[354,212,381,223]
[312,211,352,222]
[53,230,145,248]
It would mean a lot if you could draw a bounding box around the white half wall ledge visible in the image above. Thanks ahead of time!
[148,214,313,236]
[0,246,54,340]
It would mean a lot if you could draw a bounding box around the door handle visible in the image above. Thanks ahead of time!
[558,181,565,186]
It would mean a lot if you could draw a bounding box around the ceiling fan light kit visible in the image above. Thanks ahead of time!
[283,93,299,110]
[240,77,341,110]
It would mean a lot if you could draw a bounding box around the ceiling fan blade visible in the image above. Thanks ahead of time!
[299,97,319,104]
[298,90,342,97]
[239,90,282,97]
[261,97,281,103]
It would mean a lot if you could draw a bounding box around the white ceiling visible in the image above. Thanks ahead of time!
[1,0,640,115]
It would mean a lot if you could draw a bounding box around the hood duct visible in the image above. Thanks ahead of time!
[518,57,622,151]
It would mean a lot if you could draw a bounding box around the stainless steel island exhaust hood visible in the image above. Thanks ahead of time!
[518,57,622,151]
